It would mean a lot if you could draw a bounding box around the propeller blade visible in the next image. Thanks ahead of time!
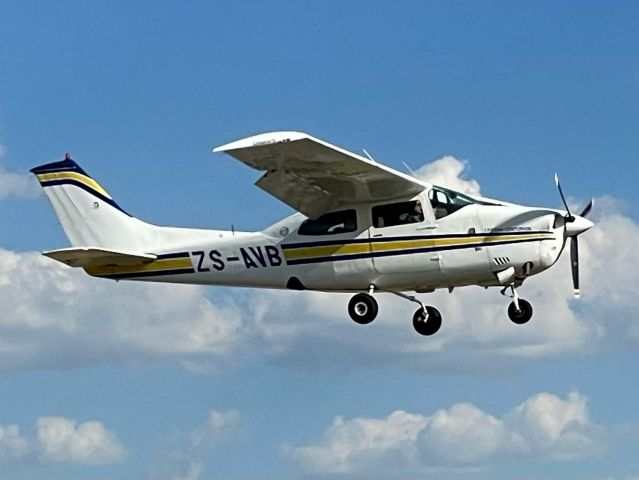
[570,237,580,298]
[579,198,594,218]
[554,173,574,221]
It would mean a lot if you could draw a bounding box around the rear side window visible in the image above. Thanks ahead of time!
[298,209,358,235]
[372,201,424,228]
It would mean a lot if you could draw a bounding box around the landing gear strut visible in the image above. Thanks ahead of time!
[391,291,442,336]
[501,284,533,324]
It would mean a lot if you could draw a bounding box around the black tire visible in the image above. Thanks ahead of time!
[508,299,533,324]
[412,306,442,336]
[348,293,378,325]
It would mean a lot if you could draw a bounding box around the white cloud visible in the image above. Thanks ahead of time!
[418,402,522,466]
[415,155,481,195]
[285,391,603,474]
[0,143,39,199]
[0,425,29,462]
[36,417,125,465]
[0,416,124,466]
[0,248,245,372]
[150,409,244,480]
[503,392,601,461]
[283,410,427,473]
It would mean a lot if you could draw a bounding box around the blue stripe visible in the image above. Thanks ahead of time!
[98,267,196,280]
[156,252,190,259]
[40,179,131,217]
[31,158,89,176]
[285,237,546,266]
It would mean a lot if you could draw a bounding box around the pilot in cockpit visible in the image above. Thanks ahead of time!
[400,201,424,224]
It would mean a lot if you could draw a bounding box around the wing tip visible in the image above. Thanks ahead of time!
[213,131,309,153]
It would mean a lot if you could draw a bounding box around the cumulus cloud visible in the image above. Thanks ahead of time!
[0,248,245,372]
[415,155,481,195]
[150,409,244,480]
[0,416,124,466]
[36,417,125,465]
[284,410,427,473]
[284,391,603,473]
[0,425,29,463]
[0,143,39,199]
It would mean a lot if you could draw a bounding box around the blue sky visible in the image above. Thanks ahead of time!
[1,1,638,479]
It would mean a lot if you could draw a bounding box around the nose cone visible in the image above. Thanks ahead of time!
[565,215,594,237]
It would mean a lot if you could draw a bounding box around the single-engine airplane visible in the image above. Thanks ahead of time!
[32,131,593,336]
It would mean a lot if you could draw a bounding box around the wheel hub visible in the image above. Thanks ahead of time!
[354,302,368,316]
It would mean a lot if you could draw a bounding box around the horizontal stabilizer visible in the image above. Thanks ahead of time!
[43,247,156,268]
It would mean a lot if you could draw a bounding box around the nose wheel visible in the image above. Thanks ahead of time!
[508,299,533,324]
[501,284,533,325]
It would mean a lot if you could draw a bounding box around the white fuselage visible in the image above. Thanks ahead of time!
[85,190,565,294]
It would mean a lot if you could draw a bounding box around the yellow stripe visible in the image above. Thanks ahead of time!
[283,233,554,261]
[37,171,111,199]
[85,258,192,276]
[284,243,370,260]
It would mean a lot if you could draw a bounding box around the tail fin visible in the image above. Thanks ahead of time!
[31,155,156,250]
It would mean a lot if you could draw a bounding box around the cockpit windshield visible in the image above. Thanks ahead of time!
[428,186,480,219]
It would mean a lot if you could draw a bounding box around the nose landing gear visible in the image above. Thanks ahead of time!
[501,284,533,324]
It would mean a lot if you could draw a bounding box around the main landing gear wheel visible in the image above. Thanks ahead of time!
[413,306,442,336]
[508,299,533,324]
[348,293,378,325]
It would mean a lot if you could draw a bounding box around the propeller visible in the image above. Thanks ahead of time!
[554,173,575,222]
[554,174,594,298]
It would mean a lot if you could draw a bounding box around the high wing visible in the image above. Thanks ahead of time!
[213,131,427,218]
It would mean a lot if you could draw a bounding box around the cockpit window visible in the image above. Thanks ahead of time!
[428,187,477,219]
[372,201,424,228]
[298,209,357,235]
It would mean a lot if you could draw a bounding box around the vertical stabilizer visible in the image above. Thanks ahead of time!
[31,155,156,250]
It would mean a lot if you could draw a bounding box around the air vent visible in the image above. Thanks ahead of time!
[493,256,510,266]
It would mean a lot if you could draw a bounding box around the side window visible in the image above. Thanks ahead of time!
[429,189,451,219]
[372,201,424,228]
[428,187,475,219]
[298,209,357,236]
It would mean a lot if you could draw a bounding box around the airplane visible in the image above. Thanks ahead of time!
[31,131,594,336]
